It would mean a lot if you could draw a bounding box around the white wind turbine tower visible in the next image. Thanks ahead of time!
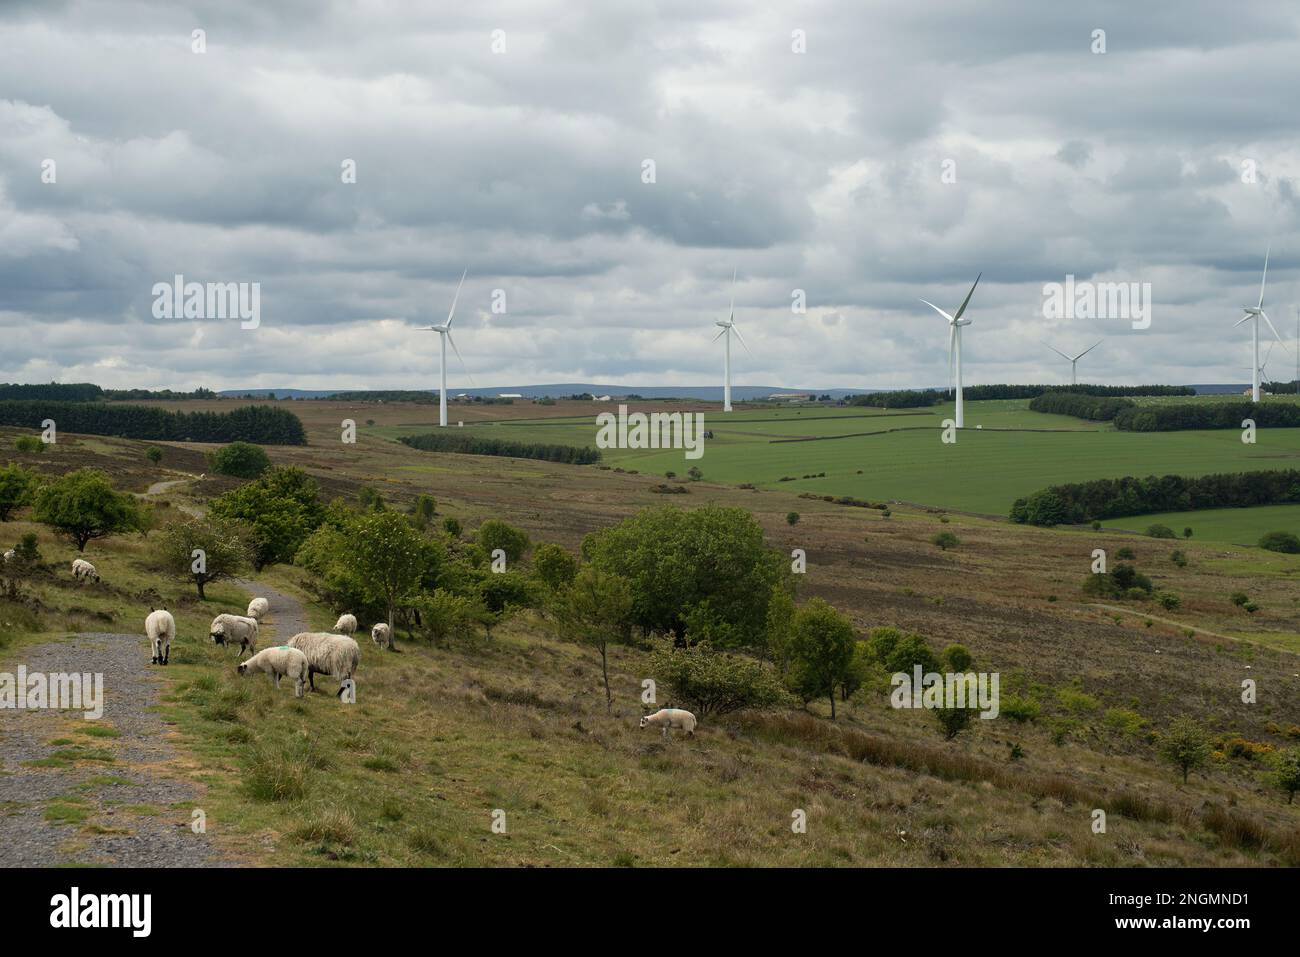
[920,273,981,428]
[424,268,474,427]
[712,268,751,412]
[1235,246,1284,403]
[1045,340,1103,385]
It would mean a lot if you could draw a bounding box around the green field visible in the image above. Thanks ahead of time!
[380,399,1300,534]
[1111,504,1300,545]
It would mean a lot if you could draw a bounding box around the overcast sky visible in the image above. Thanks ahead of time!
[3,0,1300,392]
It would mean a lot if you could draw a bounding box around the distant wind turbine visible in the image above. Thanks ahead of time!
[919,273,981,428]
[711,268,751,412]
[1045,340,1103,386]
[424,268,474,427]
[1235,246,1284,403]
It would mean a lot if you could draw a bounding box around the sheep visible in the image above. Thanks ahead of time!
[246,597,270,621]
[71,558,100,583]
[2,549,14,564]
[370,622,392,649]
[287,632,360,698]
[145,608,176,665]
[333,613,358,635]
[639,708,697,739]
[209,613,259,656]
[237,646,309,698]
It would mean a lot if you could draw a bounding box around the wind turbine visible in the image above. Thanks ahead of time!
[1235,246,1284,403]
[1045,340,1103,386]
[711,268,751,412]
[919,273,981,428]
[424,268,473,427]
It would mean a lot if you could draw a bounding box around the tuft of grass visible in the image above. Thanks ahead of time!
[289,807,358,846]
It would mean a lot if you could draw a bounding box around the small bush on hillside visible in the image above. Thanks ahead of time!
[786,512,800,526]
[1259,530,1300,554]
[1116,546,1135,560]
[942,644,972,672]
[145,446,163,464]
[478,519,530,563]
[1000,695,1041,723]
[931,531,959,550]
[208,441,271,479]
[647,638,789,718]
[1160,716,1212,783]
[0,464,39,521]
[1082,562,1153,599]
[1155,592,1181,610]
[1145,524,1176,539]
[442,517,462,538]
[934,706,978,740]
[14,436,43,453]
[1170,549,1187,568]
[1230,591,1250,607]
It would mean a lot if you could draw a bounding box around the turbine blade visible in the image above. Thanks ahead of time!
[1045,344,1071,361]
[1077,339,1103,359]
[711,327,727,343]
[1234,314,1253,328]
[952,272,981,321]
[919,299,954,323]
[1258,245,1270,310]
[729,267,736,323]
[732,323,753,357]
[446,267,468,328]
[1261,309,1284,344]
[446,331,475,387]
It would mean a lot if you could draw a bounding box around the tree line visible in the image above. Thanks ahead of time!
[847,383,1194,408]
[1113,402,1300,431]
[1011,469,1300,525]
[400,431,599,464]
[1027,392,1135,420]
[0,400,306,444]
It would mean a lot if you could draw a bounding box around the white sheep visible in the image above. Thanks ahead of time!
[333,613,358,635]
[238,646,310,698]
[145,608,176,666]
[71,558,100,583]
[639,708,697,739]
[370,622,392,649]
[246,597,270,621]
[2,549,14,564]
[287,632,360,698]
[209,613,259,656]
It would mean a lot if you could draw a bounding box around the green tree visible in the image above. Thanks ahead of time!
[532,542,578,595]
[552,566,633,710]
[1266,747,1300,804]
[931,531,959,550]
[210,467,324,568]
[349,509,429,646]
[0,464,39,521]
[1259,531,1300,554]
[158,514,253,599]
[785,598,857,718]
[582,506,785,649]
[410,589,484,645]
[478,519,530,564]
[764,584,797,672]
[934,706,977,740]
[409,493,437,529]
[207,441,271,479]
[786,511,800,525]
[31,469,141,551]
[1160,716,1212,783]
[145,446,163,464]
[943,643,973,672]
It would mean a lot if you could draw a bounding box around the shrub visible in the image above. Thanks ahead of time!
[784,598,858,718]
[290,807,358,846]
[1259,531,1300,554]
[1230,591,1250,607]
[786,512,800,526]
[32,468,142,552]
[442,517,462,538]
[1116,547,1135,560]
[931,531,959,550]
[532,543,578,594]
[1266,747,1300,804]
[1183,527,1193,539]
[934,706,977,740]
[209,466,325,568]
[942,644,972,672]
[1170,549,1187,568]
[1155,592,1181,610]
[14,436,43,453]
[0,464,39,521]
[647,637,789,718]
[1160,716,1212,783]
[478,519,530,564]
[1000,695,1041,723]
[1145,524,1176,539]
[410,590,485,645]
[208,441,271,479]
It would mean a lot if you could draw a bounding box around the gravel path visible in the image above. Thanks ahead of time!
[0,633,229,867]
[232,578,310,643]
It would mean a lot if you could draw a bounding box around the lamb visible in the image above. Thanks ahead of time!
[639,708,697,739]
[287,632,360,698]
[145,608,176,665]
[238,646,309,698]
[71,558,100,583]
[209,613,259,656]
[246,597,270,621]
[370,622,392,649]
[2,549,14,564]
[333,613,358,635]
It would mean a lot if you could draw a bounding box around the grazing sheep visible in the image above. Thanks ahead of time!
[2,549,13,564]
[370,622,392,649]
[209,613,259,656]
[287,632,360,698]
[71,558,100,583]
[639,708,697,739]
[333,613,358,635]
[238,646,309,698]
[145,608,176,665]
[246,597,270,621]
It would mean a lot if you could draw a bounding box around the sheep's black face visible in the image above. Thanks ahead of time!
[639,717,649,729]
[210,632,225,645]
[237,664,247,675]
